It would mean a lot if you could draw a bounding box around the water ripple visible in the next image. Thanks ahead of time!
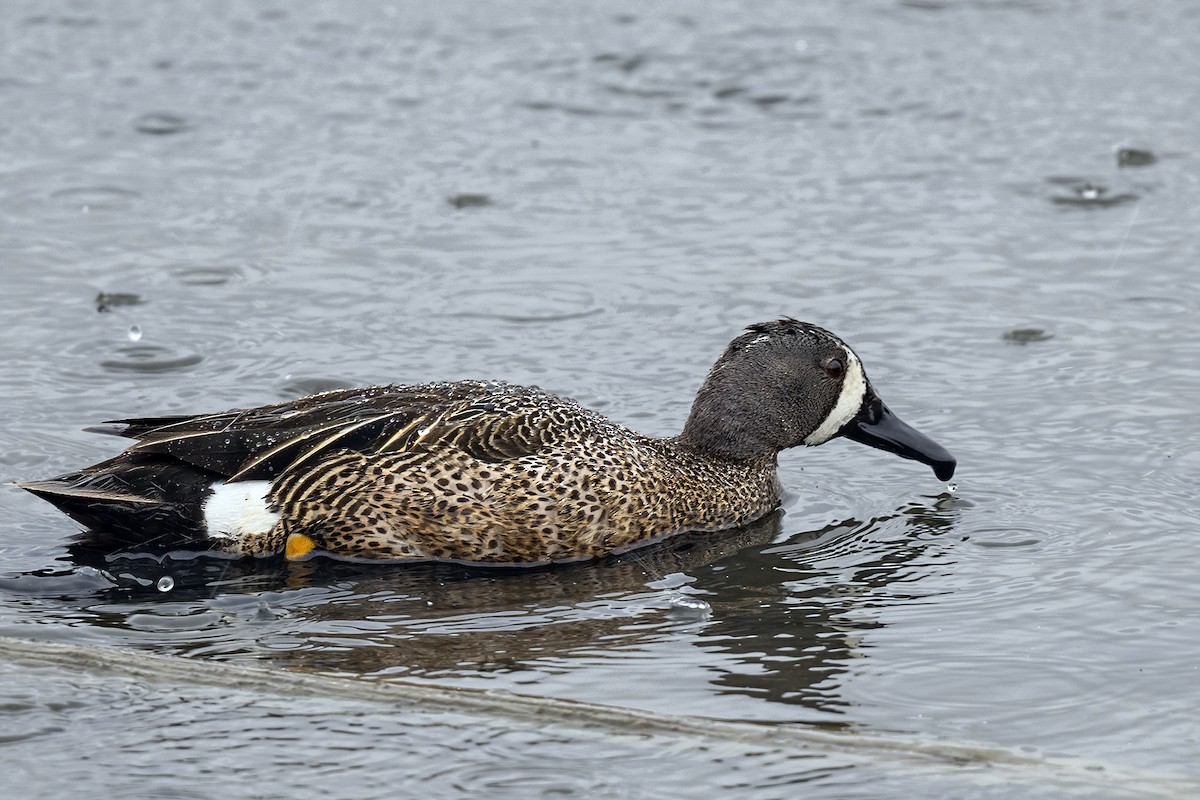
[47,185,141,212]
[100,344,204,374]
[133,112,193,136]
[169,265,244,286]
[444,281,603,324]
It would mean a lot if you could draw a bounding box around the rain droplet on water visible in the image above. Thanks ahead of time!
[128,324,143,342]
[254,600,275,621]
[667,591,712,618]
[156,575,174,592]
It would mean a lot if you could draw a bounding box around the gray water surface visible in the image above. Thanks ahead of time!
[2,1,1199,797]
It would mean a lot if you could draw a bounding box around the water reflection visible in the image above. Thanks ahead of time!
[687,497,960,713]
[4,496,960,720]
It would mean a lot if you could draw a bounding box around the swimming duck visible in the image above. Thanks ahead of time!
[20,319,955,564]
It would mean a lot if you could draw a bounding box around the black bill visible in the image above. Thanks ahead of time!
[841,392,956,481]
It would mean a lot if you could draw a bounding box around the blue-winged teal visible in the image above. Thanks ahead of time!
[21,319,955,564]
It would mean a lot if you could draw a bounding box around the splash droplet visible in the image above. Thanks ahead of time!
[667,591,712,619]
[127,324,143,342]
[156,575,174,592]
[947,482,958,493]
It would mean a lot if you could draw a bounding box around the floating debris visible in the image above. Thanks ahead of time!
[95,291,143,313]
[1116,147,1156,167]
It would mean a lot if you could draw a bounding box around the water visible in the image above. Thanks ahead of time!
[3,1,1199,797]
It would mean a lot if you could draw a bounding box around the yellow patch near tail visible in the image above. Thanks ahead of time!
[285,533,317,560]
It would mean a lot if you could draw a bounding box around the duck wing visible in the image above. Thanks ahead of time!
[113,381,573,483]
[20,382,578,551]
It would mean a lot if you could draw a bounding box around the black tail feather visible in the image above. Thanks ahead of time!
[19,454,219,553]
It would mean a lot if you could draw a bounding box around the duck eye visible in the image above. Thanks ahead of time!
[823,358,844,379]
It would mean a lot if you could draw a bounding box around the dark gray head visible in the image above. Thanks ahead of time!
[678,319,955,480]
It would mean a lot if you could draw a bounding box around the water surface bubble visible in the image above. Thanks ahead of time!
[667,592,712,619]
[156,576,174,592]
[127,324,143,342]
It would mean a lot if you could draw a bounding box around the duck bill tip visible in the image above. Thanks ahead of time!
[842,399,956,481]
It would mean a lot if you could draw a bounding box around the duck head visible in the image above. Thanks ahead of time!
[679,319,956,480]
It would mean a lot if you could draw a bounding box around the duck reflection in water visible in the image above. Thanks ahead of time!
[17,492,960,721]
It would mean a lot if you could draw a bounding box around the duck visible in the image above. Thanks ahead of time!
[20,318,955,565]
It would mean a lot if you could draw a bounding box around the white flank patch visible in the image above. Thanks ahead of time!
[804,346,868,446]
[202,480,280,540]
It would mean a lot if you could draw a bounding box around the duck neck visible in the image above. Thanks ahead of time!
[676,406,780,463]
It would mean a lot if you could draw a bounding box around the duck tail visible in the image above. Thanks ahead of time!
[18,454,218,553]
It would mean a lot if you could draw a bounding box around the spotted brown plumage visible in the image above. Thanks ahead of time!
[20,319,956,564]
